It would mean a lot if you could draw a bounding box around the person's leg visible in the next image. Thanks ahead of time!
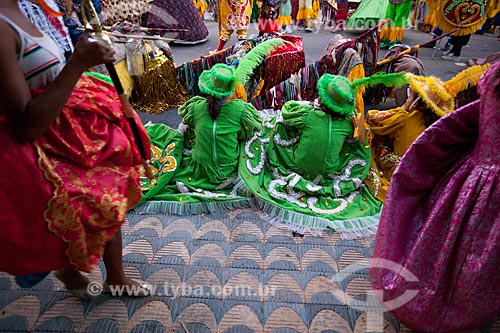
[391,1,411,42]
[334,0,348,31]
[292,0,300,24]
[217,38,228,51]
[450,34,471,57]
[102,229,139,286]
[297,0,306,29]
[103,229,154,290]
[335,0,348,20]
[101,229,153,297]
[380,2,396,48]
[303,0,314,31]
[432,26,443,36]
[217,28,232,50]
[55,269,90,290]
[443,36,451,51]
[320,0,327,25]
[330,8,337,30]
[448,36,458,55]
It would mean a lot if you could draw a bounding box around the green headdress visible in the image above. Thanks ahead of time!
[198,63,236,98]
[318,75,356,116]
[318,72,410,117]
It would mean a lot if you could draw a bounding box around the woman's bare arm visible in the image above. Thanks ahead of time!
[0,22,116,142]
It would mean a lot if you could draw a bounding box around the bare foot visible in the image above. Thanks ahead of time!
[104,276,153,297]
[55,269,90,291]
[55,269,96,299]
[105,276,142,287]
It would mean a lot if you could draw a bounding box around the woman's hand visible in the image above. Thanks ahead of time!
[69,31,116,72]
[352,114,368,144]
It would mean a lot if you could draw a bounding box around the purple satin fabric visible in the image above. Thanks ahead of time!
[369,63,500,331]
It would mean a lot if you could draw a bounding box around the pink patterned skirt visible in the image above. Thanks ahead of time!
[0,74,149,276]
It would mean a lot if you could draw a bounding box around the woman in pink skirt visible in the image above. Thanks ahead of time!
[369,63,500,331]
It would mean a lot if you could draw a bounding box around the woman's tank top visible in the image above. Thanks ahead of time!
[0,12,65,90]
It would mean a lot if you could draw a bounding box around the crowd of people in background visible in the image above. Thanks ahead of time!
[195,0,500,54]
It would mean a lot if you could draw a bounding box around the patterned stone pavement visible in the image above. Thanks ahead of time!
[1,208,499,333]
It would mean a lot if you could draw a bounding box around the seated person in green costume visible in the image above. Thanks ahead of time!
[240,73,407,237]
[137,64,262,214]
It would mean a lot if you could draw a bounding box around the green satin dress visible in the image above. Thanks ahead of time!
[240,101,381,237]
[138,96,262,214]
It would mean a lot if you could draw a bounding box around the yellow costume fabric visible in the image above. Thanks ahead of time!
[278,15,292,25]
[218,0,252,40]
[297,0,313,26]
[406,74,454,118]
[380,0,412,43]
[443,64,491,99]
[364,107,426,202]
[278,0,293,27]
[312,0,320,19]
[348,63,365,116]
[365,67,488,202]
[194,0,209,16]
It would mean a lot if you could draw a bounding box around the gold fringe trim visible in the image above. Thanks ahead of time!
[231,83,248,102]
[114,60,135,98]
[194,0,209,16]
[433,15,485,36]
[443,64,491,98]
[391,27,405,42]
[424,12,435,25]
[425,0,439,11]
[348,63,365,115]
[380,25,391,40]
[487,0,500,18]
[348,63,366,140]
[133,56,189,114]
[381,26,405,42]
[431,1,499,37]
[250,80,265,101]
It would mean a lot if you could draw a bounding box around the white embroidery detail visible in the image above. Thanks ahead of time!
[329,159,366,197]
[274,133,299,147]
[307,191,360,215]
[176,182,238,198]
[215,176,237,190]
